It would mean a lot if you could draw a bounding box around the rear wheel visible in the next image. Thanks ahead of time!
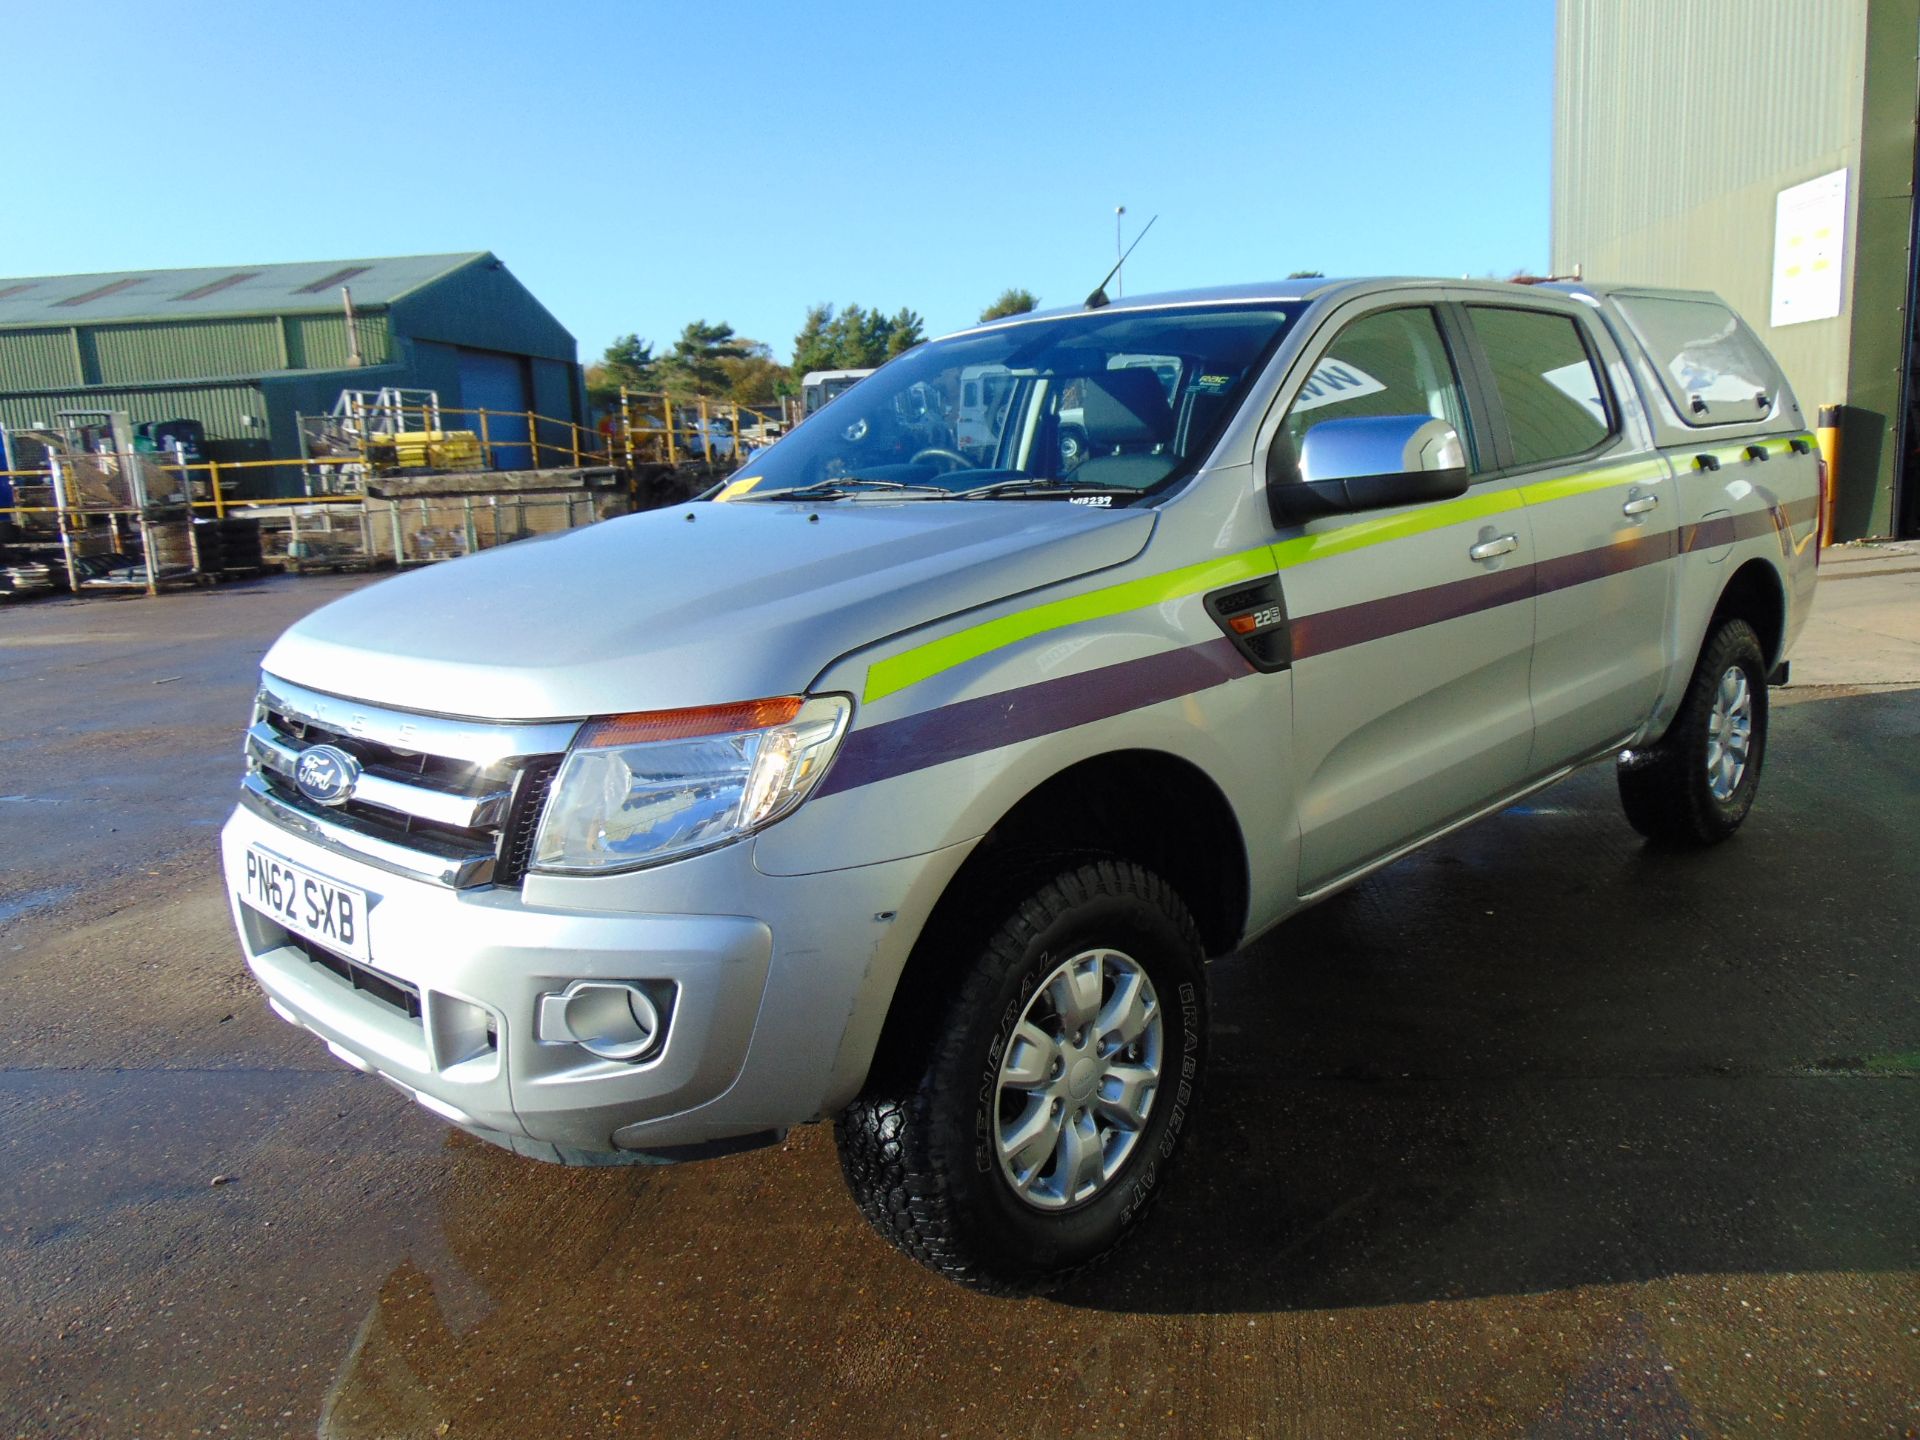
[835,858,1207,1293]
[1618,617,1769,844]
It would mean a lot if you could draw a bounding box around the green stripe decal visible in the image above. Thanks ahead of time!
[1268,487,1524,570]
[1519,459,1667,507]
[861,446,1788,702]
[863,547,1276,702]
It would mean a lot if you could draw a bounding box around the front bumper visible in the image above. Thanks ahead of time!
[221,803,970,1162]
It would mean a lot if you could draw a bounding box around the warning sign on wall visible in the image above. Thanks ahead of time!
[1770,169,1848,328]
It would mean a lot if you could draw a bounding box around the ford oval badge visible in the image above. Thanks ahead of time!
[294,744,361,808]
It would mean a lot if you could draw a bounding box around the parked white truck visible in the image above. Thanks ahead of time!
[224,278,1821,1291]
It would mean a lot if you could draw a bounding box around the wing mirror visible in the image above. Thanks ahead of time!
[1267,414,1470,525]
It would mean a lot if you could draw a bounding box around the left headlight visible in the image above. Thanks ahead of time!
[532,695,851,874]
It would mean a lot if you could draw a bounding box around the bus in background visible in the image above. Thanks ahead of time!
[799,369,875,417]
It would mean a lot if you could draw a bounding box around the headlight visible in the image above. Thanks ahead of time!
[532,695,850,874]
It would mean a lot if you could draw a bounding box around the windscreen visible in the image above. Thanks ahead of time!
[731,305,1298,503]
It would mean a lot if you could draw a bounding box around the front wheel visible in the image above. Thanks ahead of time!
[835,858,1207,1293]
[1618,617,1769,844]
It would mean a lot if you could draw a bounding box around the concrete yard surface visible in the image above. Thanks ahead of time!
[0,568,1915,1439]
[1790,542,1920,688]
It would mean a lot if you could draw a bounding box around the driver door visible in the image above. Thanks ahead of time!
[1265,298,1539,893]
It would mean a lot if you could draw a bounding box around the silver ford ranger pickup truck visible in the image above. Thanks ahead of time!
[222,278,1822,1291]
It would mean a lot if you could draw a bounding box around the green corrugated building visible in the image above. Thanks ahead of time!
[1553,0,1920,539]
[0,252,583,495]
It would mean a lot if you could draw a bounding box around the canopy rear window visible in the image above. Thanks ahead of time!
[1613,293,1785,428]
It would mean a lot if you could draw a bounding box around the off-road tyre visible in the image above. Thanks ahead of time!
[835,858,1208,1294]
[1617,617,1769,845]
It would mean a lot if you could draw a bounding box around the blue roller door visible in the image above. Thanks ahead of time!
[457,348,532,469]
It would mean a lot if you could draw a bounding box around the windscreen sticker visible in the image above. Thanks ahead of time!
[1192,373,1236,393]
[1288,360,1387,413]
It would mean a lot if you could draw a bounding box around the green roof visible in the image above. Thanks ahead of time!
[0,252,490,328]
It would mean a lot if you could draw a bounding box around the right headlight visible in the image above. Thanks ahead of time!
[532,694,850,874]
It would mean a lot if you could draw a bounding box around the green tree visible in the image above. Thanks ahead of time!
[884,307,926,358]
[585,333,657,405]
[659,319,751,397]
[790,303,840,378]
[980,287,1038,321]
[790,302,926,380]
[718,341,792,405]
[1286,270,1325,279]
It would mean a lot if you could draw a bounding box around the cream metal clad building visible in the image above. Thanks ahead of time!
[1552,0,1919,538]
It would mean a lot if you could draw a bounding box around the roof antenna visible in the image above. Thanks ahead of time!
[1086,214,1157,309]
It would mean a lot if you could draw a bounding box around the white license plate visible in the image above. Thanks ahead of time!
[242,845,370,964]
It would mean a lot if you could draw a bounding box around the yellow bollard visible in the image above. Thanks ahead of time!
[1816,404,1842,548]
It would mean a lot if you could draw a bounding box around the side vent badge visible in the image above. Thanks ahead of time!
[1205,578,1292,672]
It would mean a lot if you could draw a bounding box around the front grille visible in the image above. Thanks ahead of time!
[287,933,423,1021]
[242,675,579,889]
[496,756,562,886]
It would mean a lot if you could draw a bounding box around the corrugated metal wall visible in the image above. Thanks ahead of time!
[0,383,267,445]
[0,328,81,390]
[0,312,393,390]
[1553,0,1869,413]
[89,317,283,384]
[284,312,391,370]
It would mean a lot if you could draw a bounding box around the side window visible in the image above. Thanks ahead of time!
[1612,293,1784,427]
[1467,306,1612,467]
[1282,306,1473,465]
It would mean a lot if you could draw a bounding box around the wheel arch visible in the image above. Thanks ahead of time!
[861,748,1248,1086]
[1710,559,1787,667]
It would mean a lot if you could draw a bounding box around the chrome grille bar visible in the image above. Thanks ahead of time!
[240,774,499,888]
[258,675,579,770]
[246,724,512,830]
[242,673,578,890]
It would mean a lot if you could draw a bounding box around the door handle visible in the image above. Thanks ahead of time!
[1622,494,1659,516]
[1468,534,1518,561]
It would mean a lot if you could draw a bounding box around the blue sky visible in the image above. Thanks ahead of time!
[3,0,1554,364]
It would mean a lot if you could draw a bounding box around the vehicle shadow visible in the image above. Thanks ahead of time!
[1065,690,1920,1313]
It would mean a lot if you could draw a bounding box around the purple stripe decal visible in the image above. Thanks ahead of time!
[1682,515,1738,551]
[1292,563,1535,661]
[1682,496,1816,553]
[1534,524,1678,594]
[818,637,1250,796]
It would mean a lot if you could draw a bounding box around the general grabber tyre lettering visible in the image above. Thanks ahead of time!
[834,858,1208,1294]
[1617,617,1769,845]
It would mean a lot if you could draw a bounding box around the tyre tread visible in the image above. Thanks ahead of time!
[835,857,1202,1295]
[1618,618,1767,845]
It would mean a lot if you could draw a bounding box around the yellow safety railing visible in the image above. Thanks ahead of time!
[613,390,788,472]
[0,459,367,528]
[301,404,618,474]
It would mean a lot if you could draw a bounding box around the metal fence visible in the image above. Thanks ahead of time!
[1,451,634,593]
[611,390,789,470]
[296,399,618,491]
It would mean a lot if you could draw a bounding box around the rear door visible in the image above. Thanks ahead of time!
[1261,295,1538,893]
[1458,300,1675,769]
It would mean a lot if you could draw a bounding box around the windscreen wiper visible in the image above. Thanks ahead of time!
[749,477,953,501]
[958,478,1135,502]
